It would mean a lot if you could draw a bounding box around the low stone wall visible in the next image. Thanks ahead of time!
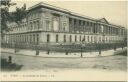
[101,50,114,56]
[1,48,15,53]
[114,47,127,55]
[16,49,36,56]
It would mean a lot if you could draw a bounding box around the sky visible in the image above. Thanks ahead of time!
[10,0,127,28]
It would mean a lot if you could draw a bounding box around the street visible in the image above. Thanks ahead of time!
[1,52,127,71]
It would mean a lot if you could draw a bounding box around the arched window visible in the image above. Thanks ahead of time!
[91,36,93,42]
[79,35,81,42]
[47,34,50,43]
[64,35,66,42]
[75,35,77,42]
[82,36,85,42]
[88,36,89,42]
[69,35,72,42]
[56,34,58,43]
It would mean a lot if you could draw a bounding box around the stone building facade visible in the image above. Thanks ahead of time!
[3,2,127,50]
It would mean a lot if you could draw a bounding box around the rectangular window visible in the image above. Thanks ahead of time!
[33,34,35,44]
[26,35,27,42]
[31,35,33,43]
[46,20,50,31]
[36,34,39,44]
[37,21,40,29]
[30,35,31,43]
[34,21,36,30]
[20,35,22,42]
[30,22,32,30]
[53,16,59,31]
[63,23,66,31]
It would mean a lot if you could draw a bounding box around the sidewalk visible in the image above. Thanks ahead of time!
[1,47,127,58]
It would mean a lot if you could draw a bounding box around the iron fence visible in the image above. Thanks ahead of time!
[1,42,127,53]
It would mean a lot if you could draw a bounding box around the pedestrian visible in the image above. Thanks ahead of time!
[36,50,39,55]
[8,56,12,64]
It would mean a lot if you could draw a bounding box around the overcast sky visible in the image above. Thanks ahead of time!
[10,0,127,27]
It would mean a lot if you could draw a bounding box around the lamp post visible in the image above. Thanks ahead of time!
[80,45,83,58]
[14,41,17,53]
[81,37,85,58]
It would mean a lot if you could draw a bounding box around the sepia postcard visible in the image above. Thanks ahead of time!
[0,0,127,81]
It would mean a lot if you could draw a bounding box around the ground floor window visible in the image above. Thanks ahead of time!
[64,35,66,42]
[82,36,85,42]
[30,35,32,43]
[88,36,89,42]
[70,35,72,42]
[47,34,50,43]
[91,36,93,43]
[79,35,81,42]
[75,35,77,42]
[56,34,58,43]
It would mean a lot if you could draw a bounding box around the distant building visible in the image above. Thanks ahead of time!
[2,2,127,50]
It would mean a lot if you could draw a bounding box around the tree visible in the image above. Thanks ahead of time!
[1,0,16,36]
[0,0,27,38]
[11,4,27,24]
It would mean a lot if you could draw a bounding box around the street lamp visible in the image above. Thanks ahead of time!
[80,45,83,58]
[81,37,85,58]
[14,40,17,53]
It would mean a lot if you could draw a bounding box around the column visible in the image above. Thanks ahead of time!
[98,24,101,34]
[83,21,86,33]
[77,20,79,32]
[110,27,112,35]
[72,18,74,32]
[69,18,73,32]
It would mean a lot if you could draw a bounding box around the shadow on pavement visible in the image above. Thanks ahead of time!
[1,58,23,71]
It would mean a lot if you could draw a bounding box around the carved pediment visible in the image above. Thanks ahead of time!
[98,18,109,24]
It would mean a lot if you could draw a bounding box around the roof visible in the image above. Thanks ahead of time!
[28,2,125,28]
[28,2,97,21]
